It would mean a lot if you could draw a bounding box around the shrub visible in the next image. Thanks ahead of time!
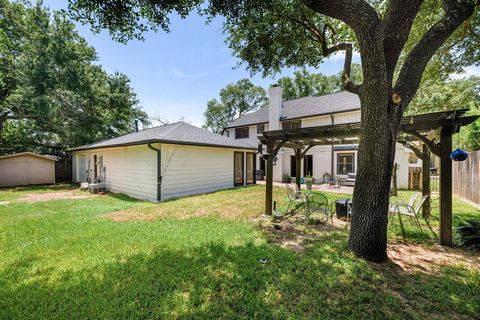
[282,174,291,183]
[456,218,480,250]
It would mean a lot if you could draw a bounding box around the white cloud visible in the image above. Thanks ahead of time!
[450,66,480,80]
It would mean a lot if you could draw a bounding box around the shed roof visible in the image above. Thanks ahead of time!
[0,152,57,161]
[225,91,360,129]
[71,122,257,152]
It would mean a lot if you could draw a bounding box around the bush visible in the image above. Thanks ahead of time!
[282,174,291,183]
[456,218,480,250]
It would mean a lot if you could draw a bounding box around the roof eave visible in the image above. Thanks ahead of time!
[70,139,256,152]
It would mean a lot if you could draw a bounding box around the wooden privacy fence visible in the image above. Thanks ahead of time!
[55,157,72,182]
[453,150,480,207]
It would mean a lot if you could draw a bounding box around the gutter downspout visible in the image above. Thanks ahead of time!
[330,114,334,176]
[147,143,162,202]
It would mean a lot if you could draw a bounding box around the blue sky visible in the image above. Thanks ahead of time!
[44,1,353,126]
[44,1,478,127]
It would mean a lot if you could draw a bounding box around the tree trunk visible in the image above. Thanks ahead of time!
[348,32,397,263]
[348,103,396,263]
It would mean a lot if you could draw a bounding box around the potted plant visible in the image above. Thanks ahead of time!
[282,174,291,183]
[304,172,313,191]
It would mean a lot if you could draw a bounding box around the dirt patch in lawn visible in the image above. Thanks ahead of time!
[14,191,94,203]
[255,214,349,252]
[387,242,480,274]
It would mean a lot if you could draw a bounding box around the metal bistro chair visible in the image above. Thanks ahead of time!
[345,202,353,228]
[389,193,430,240]
[285,184,308,215]
[305,192,333,223]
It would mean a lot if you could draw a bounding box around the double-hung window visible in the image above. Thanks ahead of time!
[235,127,249,139]
[282,120,301,130]
[337,153,355,174]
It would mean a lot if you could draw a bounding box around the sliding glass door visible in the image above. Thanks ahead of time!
[234,152,244,187]
[246,153,255,185]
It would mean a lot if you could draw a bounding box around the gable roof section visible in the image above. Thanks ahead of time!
[0,152,57,161]
[225,91,361,129]
[71,122,257,152]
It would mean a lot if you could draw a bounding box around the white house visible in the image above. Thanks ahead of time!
[71,122,257,201]
[223,87,419,188]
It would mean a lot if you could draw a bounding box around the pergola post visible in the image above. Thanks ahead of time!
[421,143,431,218]
[439,126,453,246]
[294,148,302,190]
[265,143,274,215]
[264,140,288,215]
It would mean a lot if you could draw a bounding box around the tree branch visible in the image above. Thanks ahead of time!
[302,0,380,34]
[339,43,361,94]
[382,0,425,84]
[393,0,476,115]
[286,13,360,94]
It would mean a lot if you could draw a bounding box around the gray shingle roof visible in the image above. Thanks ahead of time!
[71,122,257,151]
[225,91,361,128]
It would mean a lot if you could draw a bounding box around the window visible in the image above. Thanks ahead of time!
[235,127,249,139]
[257,124,265,133]
[337,153,355,175]
[282,120,301,130]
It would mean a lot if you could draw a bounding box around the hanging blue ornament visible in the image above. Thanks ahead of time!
[450,148,468,161]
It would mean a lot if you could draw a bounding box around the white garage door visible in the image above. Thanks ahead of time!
[0,154,55,187]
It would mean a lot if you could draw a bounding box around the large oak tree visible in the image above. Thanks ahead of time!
[67,0,478,262]
[203,79,267,133]
[0,0,149,154]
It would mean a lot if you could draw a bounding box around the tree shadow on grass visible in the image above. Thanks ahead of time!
[0,238,478,319]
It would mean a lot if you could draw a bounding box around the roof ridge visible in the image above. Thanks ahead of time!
[75,122,183,149]
[283,90,346,103]
[136,121,182,133]
[162,122,186,138]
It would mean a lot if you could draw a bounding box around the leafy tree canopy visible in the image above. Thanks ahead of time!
[203,79,267,133]
[0,0,149,155]
[408,76,480,150]
[277,64,363,101]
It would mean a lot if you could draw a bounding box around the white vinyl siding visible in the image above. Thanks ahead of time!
[161,144,241,200]
[228,125,261,146]
[73,145,157,201]
[332,110,361,124]
[73,143,255,202]
[301,115,332,127]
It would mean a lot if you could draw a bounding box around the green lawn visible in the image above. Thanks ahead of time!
[0,185,479,319]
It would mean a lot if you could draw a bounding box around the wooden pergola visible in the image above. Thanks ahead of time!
[259,109,479,246]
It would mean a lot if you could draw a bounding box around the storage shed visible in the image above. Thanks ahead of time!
[0,152,56,187]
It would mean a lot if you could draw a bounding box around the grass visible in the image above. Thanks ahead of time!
[0,185,479,319]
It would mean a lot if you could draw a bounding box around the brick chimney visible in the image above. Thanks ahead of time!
[268,85,283,131]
